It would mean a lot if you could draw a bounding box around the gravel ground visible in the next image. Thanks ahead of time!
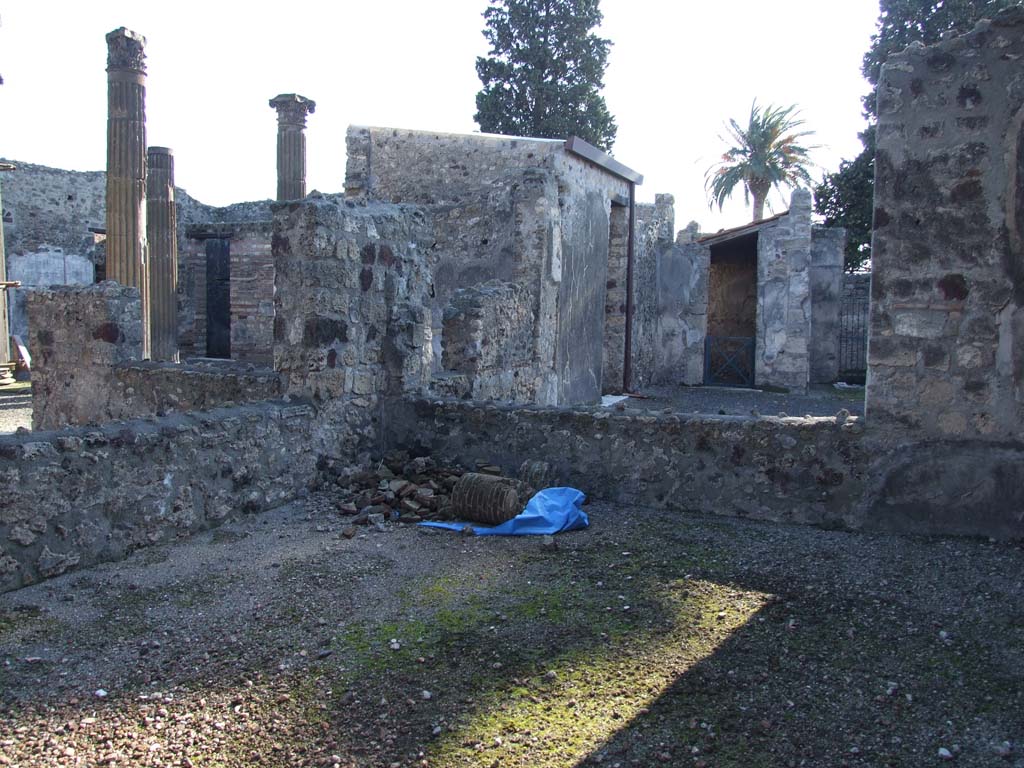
[0,494,1020,767]
[0,381,32,435]
[624,383,865,418]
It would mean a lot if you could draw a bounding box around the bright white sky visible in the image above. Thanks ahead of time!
[1,0,879,232]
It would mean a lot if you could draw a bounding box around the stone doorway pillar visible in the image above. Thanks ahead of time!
[269,94,316,201]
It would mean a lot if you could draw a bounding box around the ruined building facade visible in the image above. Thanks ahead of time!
[1,12,1023,594]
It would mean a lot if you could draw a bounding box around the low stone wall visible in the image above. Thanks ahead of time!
[386,398,870,527]
[386,398,1024,539]
[0,399,318,593]
[112,361,282,418]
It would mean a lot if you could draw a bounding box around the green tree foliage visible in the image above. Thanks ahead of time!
[474,0,617,151]
[815,0,1020,272]
[706,102,816,223]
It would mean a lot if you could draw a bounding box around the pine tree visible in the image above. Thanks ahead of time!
[474,0,618,152]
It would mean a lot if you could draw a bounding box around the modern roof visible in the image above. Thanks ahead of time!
[698,209,790,246]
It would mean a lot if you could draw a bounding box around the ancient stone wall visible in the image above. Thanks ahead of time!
[273,196,435,462]
[440,280,537,401]
[345,126,563,203]
[26,282,143,430]
[603,204,629,392]
[347,127,632,406]
[870,8,1024,440]
[809,225,846,384]
[0,400,318,593]
[26,283,280,429]
[755,190,812,392]
[0,159,277,356]
[653,222,708,386]
[627,197,664,391]
[387,397,869,527]
[387,396,1024,539]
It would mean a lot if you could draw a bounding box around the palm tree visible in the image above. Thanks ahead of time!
[706,101,816,222]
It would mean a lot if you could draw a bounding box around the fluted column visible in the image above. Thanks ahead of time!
[106,27,150,358]
[147,147,178,362]
[269,94,316,201]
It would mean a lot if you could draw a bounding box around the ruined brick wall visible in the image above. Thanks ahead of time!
[180,221,275,364]
[809,226,846,384]
[755,190,812,392]
[273,197,435,461]
[441,280,537,400]
[26,282,143,430]
[870,8,1024,440]
[0,400,318,593]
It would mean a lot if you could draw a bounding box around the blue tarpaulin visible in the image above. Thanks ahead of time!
[418,487,589,536]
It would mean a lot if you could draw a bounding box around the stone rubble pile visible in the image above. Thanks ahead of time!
[318,454,550,534]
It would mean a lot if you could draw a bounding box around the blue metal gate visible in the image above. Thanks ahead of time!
[704,336,755,387]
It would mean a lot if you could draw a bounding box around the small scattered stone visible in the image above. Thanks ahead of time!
[938,747,953,760]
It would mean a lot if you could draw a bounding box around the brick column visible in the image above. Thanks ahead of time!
[147,147,178,362]
[105,27,150,358]
[269,94,316,201]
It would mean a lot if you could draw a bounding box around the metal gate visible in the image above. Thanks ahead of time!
[205,238,231,359]
[838,290,869,381]
[704,336,755,387]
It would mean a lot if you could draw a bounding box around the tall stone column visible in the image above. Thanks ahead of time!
[147,147,178,362]
[269,94,316,201]
[106,27,150,358]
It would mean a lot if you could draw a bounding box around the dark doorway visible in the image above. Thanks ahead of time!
[205,237,231,359]
[704,232,757,387]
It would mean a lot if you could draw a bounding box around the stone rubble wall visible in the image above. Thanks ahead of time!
[25,283,282,429]
[386,396,1024,539]
[26,282,144,430]
[387,397,870,527]
[347,126,632,406]
[809,226,846,384]
[602,204,629,392]
[869,7,1024,440]
[441,279,538,401]
[273,196,436,463]
[0,400,319,593]
[345,126,563,204]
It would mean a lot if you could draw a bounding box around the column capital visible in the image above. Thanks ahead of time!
[106,27,147,73]
[269,93,316,127]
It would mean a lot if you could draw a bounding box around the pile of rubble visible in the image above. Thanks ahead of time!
[318,453,551,534]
